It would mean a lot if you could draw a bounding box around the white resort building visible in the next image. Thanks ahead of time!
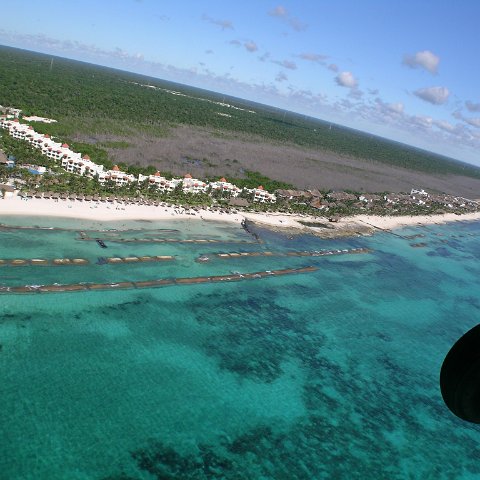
[252,185,277,203]
[98,165,136,187]
[209,177,242,197]
[182,173,208,194]
[0,115,278,203]
[138,171,180,193]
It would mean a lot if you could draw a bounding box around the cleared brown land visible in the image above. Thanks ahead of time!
[76,125,480,198]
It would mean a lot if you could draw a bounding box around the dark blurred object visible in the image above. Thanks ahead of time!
[440,324,480,423]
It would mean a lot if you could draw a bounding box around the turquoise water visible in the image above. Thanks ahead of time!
[1,215,480,479]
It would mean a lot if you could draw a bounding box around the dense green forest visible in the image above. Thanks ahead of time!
[1,45,479,180]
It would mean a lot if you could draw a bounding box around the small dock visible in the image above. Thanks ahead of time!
[0,266,317,294]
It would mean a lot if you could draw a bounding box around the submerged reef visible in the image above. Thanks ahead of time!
[192,287,325,383]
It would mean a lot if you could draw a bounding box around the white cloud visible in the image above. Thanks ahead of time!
[465,117,480,128]
[466,100,480,112]
[434,120,455,132]
[412,115,433,128]
[244,41,258,53]
[275,71,288,82]
[387,102,404,114]
[269,5,287,17]
[335,71,357,88]
[328,64,339,73]
[348,88,363,100]
[273,59,297,70]
[258,52,270,62]
[298,53,328,63]
[414,86,450,105]
[268,5,307,31]
[202,14,234,30]
[403,50,439,74]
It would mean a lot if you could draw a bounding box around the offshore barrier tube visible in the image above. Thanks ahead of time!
[0,266,317,295]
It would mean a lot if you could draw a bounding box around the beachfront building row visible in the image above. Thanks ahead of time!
[0,118,276,202]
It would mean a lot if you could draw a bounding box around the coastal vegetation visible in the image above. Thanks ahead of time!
[1,118,478,219]
[2,45,480,183]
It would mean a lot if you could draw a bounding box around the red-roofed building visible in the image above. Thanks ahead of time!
[182,175,207,194]
[209,177,241,197]
[99,165,135,186]
[252,185,276,203]
[138,172,180,192]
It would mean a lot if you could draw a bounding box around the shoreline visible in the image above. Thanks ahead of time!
[1,196,480,237]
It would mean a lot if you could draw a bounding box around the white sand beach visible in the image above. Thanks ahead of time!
[1,195,480,236]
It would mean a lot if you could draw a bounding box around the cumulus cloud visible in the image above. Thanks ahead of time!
[202,14,233,30]
[275,71,288,82]
[269,5,287,17]
[403,50,439,74]
[273,59,297,70]
[348,88,363,100]
[299,53,327,62]
[268,5,307,31]
[465,117,480,128]
[229,39,258,52]
[0,31,146,65]
[258,52,270,62]
[387,102,404,114]
[244,41,258,52]
[466,100,480,112]
[370,98,406,124]
[335,71,357,88]
[414,86,450,105]
[434,120,455,133]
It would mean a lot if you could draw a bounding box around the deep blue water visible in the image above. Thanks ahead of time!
[1,215,480,479]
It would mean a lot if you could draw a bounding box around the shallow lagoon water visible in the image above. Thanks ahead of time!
[1,215,480,479]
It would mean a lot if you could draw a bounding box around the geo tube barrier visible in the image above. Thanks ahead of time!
[0,266,318,294]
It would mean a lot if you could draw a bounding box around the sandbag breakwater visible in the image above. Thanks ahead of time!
[0,266,317,294]
[78,235,259,245]
[0,255,175,267]
[197,247,371,261]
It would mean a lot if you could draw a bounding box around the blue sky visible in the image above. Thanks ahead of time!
[1,0,480,166]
